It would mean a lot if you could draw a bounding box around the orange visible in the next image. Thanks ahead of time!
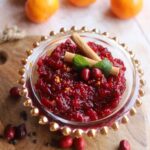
[69,0,96,7]
[111,0,143,19]
[25,0,59,23]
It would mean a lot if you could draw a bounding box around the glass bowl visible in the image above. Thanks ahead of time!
[19,27,145,137]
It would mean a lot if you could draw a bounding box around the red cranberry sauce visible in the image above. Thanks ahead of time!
[35,39,126,122]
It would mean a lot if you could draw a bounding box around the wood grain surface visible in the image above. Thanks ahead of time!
[0,37,148,150]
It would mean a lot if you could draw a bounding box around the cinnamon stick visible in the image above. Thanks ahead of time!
[70,33,120,75]
[64,52,119,76]
[71,33,101,61]
[64,51,97,67]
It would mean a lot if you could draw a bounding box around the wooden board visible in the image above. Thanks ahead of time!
[0,37,148,150]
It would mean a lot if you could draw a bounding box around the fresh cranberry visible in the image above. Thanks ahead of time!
[15,123,27,139]
[91,68,102,79]
[98,108,112,118]
[59,136,73,148]
[73,137,85,150]
[72,112,84,122]
[98,88,110,99]
[110,98,119,108]
[72,98,80,109]
[80,68,90,81]
[4,125,15,141]
[9,87,20,98]
[119,140,131,150]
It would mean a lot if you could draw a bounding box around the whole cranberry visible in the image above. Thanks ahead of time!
[9,87,20,98]
[92,68,102,79]
[73,137,85,150]
[15,123,27,139]
[4,125,15,141]
[119,140,131,150]
[80,68,90,81]
[59,136,73,148]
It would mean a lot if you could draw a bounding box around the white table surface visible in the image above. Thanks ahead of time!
[0,0,150,149]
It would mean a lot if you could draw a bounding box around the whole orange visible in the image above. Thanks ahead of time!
[111,0,143,19]
[69,0,96,7]
[25,0,59,23]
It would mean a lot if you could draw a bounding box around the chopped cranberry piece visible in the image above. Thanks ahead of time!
[72,98,80,110]
[72,112,84,122]
[86,109,98,121]
[41,97,55,108]
[98,108,112,118]
[98,88,111,99]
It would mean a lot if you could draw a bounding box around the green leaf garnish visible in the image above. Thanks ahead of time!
[73,54,89,70]
[94,58,112,76]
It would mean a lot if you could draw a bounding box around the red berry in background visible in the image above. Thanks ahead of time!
[15,123,27,140]
[80,68,90,81]
[59,136,73,148]
[119,140,131,150]
[9,87,21,98]
[4,125,15,141]
[91,68,102,79]
[74,137,85,150]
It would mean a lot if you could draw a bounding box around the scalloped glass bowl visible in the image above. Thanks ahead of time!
[20,27,144,137]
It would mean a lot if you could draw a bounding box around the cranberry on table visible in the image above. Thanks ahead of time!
[119,140,131,150]
[91,68,102,79]
[4,124,15,141]
[59,136,73,148]
[9,87,21,98]
[15,123,27,139]
[73,137,85,150]
[80,68,90,81]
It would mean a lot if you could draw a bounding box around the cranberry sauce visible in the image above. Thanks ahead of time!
[35,39,126,122]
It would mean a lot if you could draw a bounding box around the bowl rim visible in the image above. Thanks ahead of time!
[19,26,145,137]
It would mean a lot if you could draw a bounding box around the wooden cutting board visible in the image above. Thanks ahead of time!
[0,36,148,150]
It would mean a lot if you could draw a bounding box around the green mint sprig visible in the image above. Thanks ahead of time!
[73,54,90,70]
[73,54,112,76]
[93,58,112,76]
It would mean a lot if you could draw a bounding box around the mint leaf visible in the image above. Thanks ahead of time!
[94,58,112,76]
[73,54,89,70]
